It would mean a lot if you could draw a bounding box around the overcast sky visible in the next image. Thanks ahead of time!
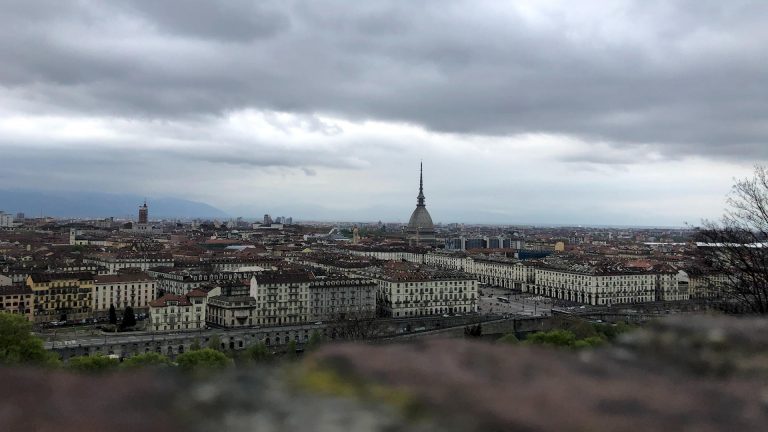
[1,0,766,225]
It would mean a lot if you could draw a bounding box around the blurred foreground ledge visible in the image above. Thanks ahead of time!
[2,315,768,432]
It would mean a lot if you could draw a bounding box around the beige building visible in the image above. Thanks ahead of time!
[84,254,174,275]
[361,263,478,318]
[526,263,687,305]
[148,289,208,331]
[93,272,156,317]
[682,270,729,299]
[250,271,315,326]
[207,281,258,328]
[351,249,534,291]
[209,274,378,328]
[0,285,34,321]
[26,272,94,324]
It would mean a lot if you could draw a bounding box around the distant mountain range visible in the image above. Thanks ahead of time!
[0,190,228,219]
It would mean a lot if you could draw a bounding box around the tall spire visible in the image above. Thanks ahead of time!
[417,161,425,206]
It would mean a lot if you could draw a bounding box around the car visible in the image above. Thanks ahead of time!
[314,321,323,325]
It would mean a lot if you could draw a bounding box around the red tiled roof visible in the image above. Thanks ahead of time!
[148,294,192,308]
[95,273,154,284]
[186,288,208,297]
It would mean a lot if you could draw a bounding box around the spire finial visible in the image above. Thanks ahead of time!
[417,161,425,206]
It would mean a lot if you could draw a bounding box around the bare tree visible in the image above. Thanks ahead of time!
[330,310,387,341]
[697,166,768,313]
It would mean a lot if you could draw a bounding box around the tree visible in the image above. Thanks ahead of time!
[207,334,223,351]
[190,340,202,351]
[244,342,272,363]
[524,330,577,347]
[108,304,117,325]
[286,340,298,358]
[464,324,482,337]
[593,321,634,341]
[306,330,324,351]
[332,311,386,340]
[523,330,607,349]
[121,352,171,369]
[67,354,119,373]
[176,348,232,373]
[573,336,606,349]
[121,306,136,329]
[697,166,768,313]
[0,313,60,367]
[497,333,519,345]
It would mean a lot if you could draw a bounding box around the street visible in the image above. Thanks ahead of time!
[478,286,553,317]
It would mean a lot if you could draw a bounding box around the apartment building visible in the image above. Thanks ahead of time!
[206,281,258,328]
[93,272,156,317]
[681,268,729,299]
[148,289,208,331]
[0,285,34,321]
[526,262,687,305]
[250,271,315,326]
[308,276,377,321]
[26,272,94,324]
[361,262,478,318]
[148,267,264,295]
[83,254,174,274]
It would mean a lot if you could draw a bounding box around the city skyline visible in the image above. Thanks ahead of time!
[1,1,766,225]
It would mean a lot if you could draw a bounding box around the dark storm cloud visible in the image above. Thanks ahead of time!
[1,0,767,161]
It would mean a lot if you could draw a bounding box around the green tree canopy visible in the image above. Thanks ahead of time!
[524,330,578,347]
[207,335,223,351]
[67,354,119,373]
[121,352,171,369]
[524,329,608,349]
[286,340,298,358]
[306,330,324,351]
[0,312,60,367]
[176,348,232,373]
[593,322,635,341]
[573,336,606,349]
[565,320,600,339]
[244,342,272,363]
[108,304,117,325]
[497,333,519,345]
[121,306,136,328]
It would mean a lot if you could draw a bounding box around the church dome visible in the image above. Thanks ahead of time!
[407,206,434,232]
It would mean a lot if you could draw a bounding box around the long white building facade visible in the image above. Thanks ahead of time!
[347,248,689,306]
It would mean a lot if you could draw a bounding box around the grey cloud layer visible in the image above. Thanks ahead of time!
[1,0,767,163]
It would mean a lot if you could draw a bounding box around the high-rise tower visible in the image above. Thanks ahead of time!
[138,200,148,224]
